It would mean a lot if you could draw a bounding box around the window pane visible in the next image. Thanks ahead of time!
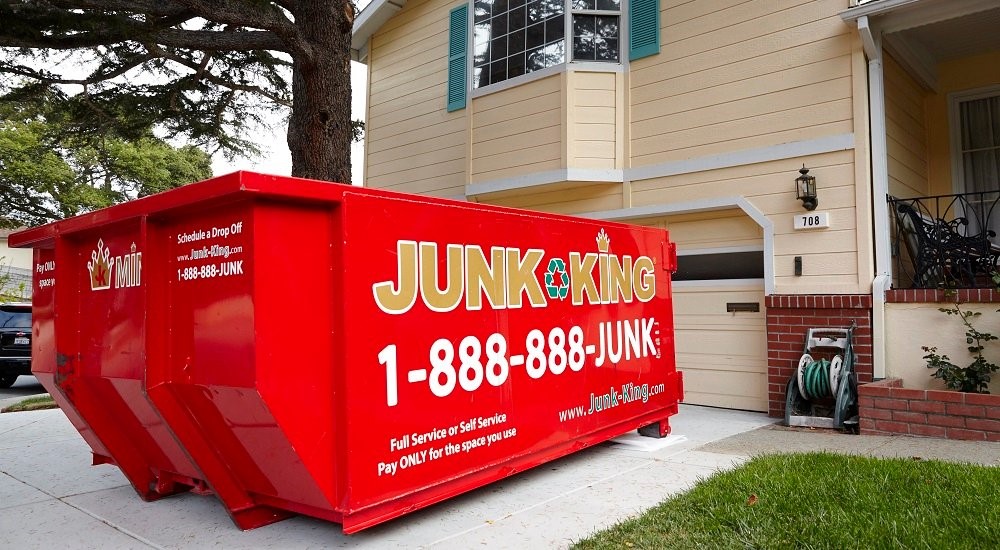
[491,36,507,59]
[490,60,507,83]
[508,28,526,55]
[538,0,562,18]
[596,0,620,10]
[673,252,765,281]
[595,16,618,61]
[491,13,508,36]
[509,52,526,78]
[596,37,618,61]
[526,22,545,49]
[572,0,596,9]
[573,15,595,61]
[510,6,526,31]
[546,14,564,41]
[473,0,566,87]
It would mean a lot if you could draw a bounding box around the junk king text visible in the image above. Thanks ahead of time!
[372,240,657,315]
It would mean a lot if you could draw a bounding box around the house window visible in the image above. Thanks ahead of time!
[472,0,620,89]
[957,93,1000,195]
[571,0,620,62]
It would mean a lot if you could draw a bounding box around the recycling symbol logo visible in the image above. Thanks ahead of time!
[544,258,570,300]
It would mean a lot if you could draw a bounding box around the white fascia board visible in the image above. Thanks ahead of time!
[352,0,407,63]
[466,169,624,197]
[840,0,923,22]
[841,0,999,31]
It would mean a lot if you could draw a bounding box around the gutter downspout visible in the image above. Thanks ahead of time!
[859,16,891,380]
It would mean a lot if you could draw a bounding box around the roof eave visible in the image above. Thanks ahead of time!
[352,0,408,63]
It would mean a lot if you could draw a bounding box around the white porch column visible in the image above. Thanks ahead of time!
[859,16,891,380]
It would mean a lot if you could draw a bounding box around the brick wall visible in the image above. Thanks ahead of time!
[885,288,1000,303]
[859,378,1000,441]
[765,295,873,418]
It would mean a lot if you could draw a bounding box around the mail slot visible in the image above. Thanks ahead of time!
[727,302,760,313]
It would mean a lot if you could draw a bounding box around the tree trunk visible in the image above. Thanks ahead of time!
[287,0,353,184]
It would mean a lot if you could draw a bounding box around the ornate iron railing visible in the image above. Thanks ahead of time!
[888,192,1000,289]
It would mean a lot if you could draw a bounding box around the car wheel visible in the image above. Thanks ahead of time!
[0,374,17,388]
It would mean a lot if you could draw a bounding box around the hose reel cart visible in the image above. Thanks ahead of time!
[784,324,859,430]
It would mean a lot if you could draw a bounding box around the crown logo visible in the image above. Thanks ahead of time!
[87,239,112,291]
[596,229,610,253]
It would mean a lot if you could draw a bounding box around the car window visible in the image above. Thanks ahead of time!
[0,308,31,328]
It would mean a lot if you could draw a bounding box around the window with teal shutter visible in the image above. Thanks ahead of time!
[629,0,659,61]
[447,5,467,112]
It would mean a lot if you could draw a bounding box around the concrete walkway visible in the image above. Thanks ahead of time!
[1,404,997,549]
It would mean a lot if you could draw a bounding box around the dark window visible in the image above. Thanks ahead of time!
[473,0,620,89]
[0,307,30,329]
[673,251,764,282]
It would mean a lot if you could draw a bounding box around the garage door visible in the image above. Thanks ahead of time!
[664,212,768,412]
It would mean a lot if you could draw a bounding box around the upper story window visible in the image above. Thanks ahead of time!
[472,0,621,89]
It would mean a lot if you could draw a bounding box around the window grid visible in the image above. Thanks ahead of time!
[473,0,621,89]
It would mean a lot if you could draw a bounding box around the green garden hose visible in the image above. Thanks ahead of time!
[801,358,831,401]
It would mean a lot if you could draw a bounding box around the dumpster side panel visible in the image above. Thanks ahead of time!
[30,247,114,462]
[339,193,681,527]
[254,203,339,508]
[145,201,335,525]
[54,222,203,498]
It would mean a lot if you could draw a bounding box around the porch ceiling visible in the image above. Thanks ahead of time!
[842,0,1000,91]
[893,8,1000,63]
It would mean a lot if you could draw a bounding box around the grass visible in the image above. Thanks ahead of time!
[573,452,1000,549]
[1,394,57,413]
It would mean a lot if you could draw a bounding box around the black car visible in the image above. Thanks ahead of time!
[0,302,31,388]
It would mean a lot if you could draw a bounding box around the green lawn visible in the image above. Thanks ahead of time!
[0,394,56,413]
[573,452,1000,549]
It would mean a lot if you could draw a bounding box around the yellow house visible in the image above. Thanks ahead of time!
[352,0,1000,417]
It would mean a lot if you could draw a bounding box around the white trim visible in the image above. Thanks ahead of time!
[677,245,764,256]
[467,133,855,196]
[840,0,922,21]
[578,196,776,296]
[467,168,624,196]
[859,17,891,280]
[627,133,855,182]
[673,279,765,289]
[351,0,407,62]
[470,62,623,99]
[948,84,1000,195]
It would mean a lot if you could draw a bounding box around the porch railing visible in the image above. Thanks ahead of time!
[888,192,1000,289]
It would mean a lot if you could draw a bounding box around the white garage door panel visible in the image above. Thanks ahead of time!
[674,329,766,358]
[673,284,767,412]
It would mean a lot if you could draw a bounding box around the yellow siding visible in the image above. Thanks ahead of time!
[925,51,1000,196]
[884,54,929,199]
[567,71,621,170]
[630,0,854,165]
[632,151,861,294]
[665,210,761,250]
[476,183,623,215]
[470,75,563,183]
[365,0,467,197]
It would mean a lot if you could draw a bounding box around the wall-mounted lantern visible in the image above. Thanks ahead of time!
[795,165,818,211]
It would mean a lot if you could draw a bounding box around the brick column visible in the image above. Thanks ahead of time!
[765,295,873,418]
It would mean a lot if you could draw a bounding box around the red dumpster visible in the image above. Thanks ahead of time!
[12,171,683,533]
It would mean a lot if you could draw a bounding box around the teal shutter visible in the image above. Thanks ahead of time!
[629,0,660,61]
[447,5,468,112]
